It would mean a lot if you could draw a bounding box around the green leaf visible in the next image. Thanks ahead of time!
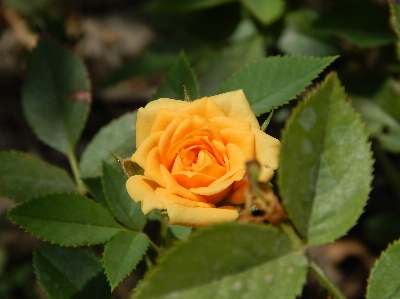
[103,231,149,290]
[277,9,341,57]
[0,151,75,203]
[102,163,146,231]
[22,37,91,154]
[367,240,400,299]
[278,73,373,246]
[390,1,400,60]
[135,223,307,299]
[83,177,112,214]
[169,225,192,241]
[101,51,177,87]
[152,52,199,101]
[34,246,110,299]
[219,55,337,116]
[351,79,400,153]
[373,78,400,123]
[79,111,137,178]
[149,0,235,12]
[198,35,264,96]
[240,0,284,25]
[314,0,395,48]
[353,97,400,153]
[8,193,125,246]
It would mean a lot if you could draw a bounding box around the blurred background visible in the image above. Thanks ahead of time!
[0,0,399,298]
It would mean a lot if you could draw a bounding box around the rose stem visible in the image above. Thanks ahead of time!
[309,261,347,299]
[149,239,162,255]
[279,221,347,299]
[67,149,86,195]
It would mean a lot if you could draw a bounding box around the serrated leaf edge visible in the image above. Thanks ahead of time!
[277,72,374,245]
[218,55,338,115]
[366,238,400,298]
[7,192,124,247]
[102,232,149,291]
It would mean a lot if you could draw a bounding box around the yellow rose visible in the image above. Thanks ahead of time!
[126,90,281,227]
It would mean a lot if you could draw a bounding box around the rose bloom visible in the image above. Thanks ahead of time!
[126,90,281,227]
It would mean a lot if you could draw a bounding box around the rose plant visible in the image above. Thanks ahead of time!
[1,34,396,299]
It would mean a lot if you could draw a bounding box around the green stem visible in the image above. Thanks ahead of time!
[279,221,346,299]
[67,150,86,195]
[309,261,347,299]
[278,221,304,250]
[149,239,162,255]
[145,255,153,270]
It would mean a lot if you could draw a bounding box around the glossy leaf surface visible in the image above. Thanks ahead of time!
[8,193,125,246]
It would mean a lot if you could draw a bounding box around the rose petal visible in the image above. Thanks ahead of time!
[254,127,279,181]
[202,185,233,205]
[170,115,223,147]
[210,116,251,131]
[225,179,249,204]
[225,143,248,170]
[192,151,226,178]
[136,99,190,147]
[190,143,247,196]
[172,171,216,189]
[144,146,166,187]
[253,127,281,170]
[126,176,164,214]
[171,152,192,172]
[131,131,163,169]
[195,202,216,208]
[258,167,275,183]
[160,164,207,203]
[150,109,190,134]
[155,188,197,208]
[179,97,226,119]
[167,204,239,227]
[191,168,245,196]
[220,128,255,160]
[159,118,185,167]
[167,135,225,169]
[210,90,260,129]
